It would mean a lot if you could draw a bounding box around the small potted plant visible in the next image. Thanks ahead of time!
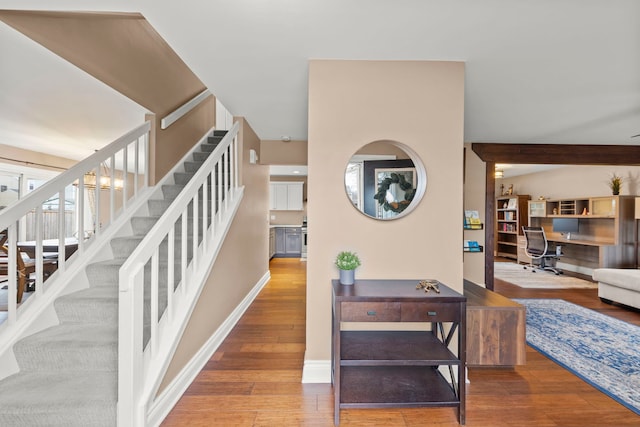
[335,251,361,285]
[609,173,623,195]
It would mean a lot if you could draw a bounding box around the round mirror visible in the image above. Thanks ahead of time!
[344,140,427,220]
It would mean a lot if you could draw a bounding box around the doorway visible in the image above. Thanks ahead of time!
[471,143,640,290]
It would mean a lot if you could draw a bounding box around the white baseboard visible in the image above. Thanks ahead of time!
[147,269,271,427]
[301,359,332,383]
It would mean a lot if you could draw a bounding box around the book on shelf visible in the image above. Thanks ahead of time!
[464,240,482,252]
[507,198,517,209]
[464,210,482,229]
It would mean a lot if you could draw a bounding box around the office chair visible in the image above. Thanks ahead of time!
[522,226,562,275]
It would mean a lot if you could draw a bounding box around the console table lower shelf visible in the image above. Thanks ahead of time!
[332,279,466,425]
[340,332,461,408]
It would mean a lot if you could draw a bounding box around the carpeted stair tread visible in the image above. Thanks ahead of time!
[130,216,210,238]
[174,171,195,185]
[0,371,116,426]
[192,151,211,162]
[184,161,203,173]
[131,215,161,235]
[200,143,216,152]
[110,235,197,261]
[147,198,172,216]
[162,184,185,200]
[14,324,117,372]
[85,259,125,287]
[54,286,119,324]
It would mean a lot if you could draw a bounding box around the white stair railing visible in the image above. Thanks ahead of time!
[0,122,151,330]
[117,122,244,426]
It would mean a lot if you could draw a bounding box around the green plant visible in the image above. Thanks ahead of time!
[335,251,361,270]
[609,173,623,195]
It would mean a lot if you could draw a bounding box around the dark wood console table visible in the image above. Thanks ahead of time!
[332,279,466,425]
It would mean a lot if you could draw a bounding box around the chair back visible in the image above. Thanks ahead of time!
[522,226,548,257]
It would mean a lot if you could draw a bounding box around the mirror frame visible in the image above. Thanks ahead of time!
[345,140,427,221]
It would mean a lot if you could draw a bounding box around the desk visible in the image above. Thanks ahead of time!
[548,238,636,274]
[528,202,636,270]
[18,238,79,261]
[545,237,633,270]
[547,237,613,247]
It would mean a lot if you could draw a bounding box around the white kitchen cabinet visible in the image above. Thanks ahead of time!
[270,182,304,211]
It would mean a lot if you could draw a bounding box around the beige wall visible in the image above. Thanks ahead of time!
[151,96,216,183]
[260,139,308,165]
[0,144,76,172]
[463,144,487,286]
[306,60,465,363]
[0,11,206,115]
[159,117,270,391]
[497,165,640,200]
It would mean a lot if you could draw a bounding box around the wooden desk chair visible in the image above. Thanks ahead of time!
[0,231,57,304]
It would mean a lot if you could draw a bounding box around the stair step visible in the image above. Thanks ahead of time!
[131,215,161,235]
[147,195,220,219]
[110,233,199,259]
[148,199,171,216]
[207,135,224,145]
[54,286,118,324]
[14,324,117,372]
[131,215,211,237]
[193,151,211,162]
[85,259,125,288]
[184,160,203,173]
[0,371,116,426]
[174,171,195,185]
[161,184,185,200]
[200,143,217,153]
[213,129,227,137]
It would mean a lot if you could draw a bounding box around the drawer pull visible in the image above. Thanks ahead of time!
[427,311,437,316]
[367,311,377,316]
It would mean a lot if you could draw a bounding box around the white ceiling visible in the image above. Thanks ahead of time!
[0,18,147,161]
[1,1,639,163]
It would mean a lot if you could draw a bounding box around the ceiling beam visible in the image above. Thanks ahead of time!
[471,143,640,165]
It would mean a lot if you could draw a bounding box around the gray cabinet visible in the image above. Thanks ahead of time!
[273,227,302,257]
[269,228,276,259]
[275,228,286,254]
[285,228,302,255]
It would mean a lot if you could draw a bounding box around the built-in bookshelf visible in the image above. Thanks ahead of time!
[495,194,530,259]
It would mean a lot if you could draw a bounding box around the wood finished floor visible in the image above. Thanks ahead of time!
[162,258,640,426]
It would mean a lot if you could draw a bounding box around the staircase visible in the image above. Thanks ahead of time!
[0,131,228,426]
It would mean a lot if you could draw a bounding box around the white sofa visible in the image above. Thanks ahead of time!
[592,268,640,310]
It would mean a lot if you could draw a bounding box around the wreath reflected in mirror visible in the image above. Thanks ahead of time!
[373,172,416,213]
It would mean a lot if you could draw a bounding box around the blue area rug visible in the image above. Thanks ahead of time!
[514,298,640,415]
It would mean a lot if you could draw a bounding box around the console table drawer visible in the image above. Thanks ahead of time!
[401,303,459,322]
[341,302,400,322]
